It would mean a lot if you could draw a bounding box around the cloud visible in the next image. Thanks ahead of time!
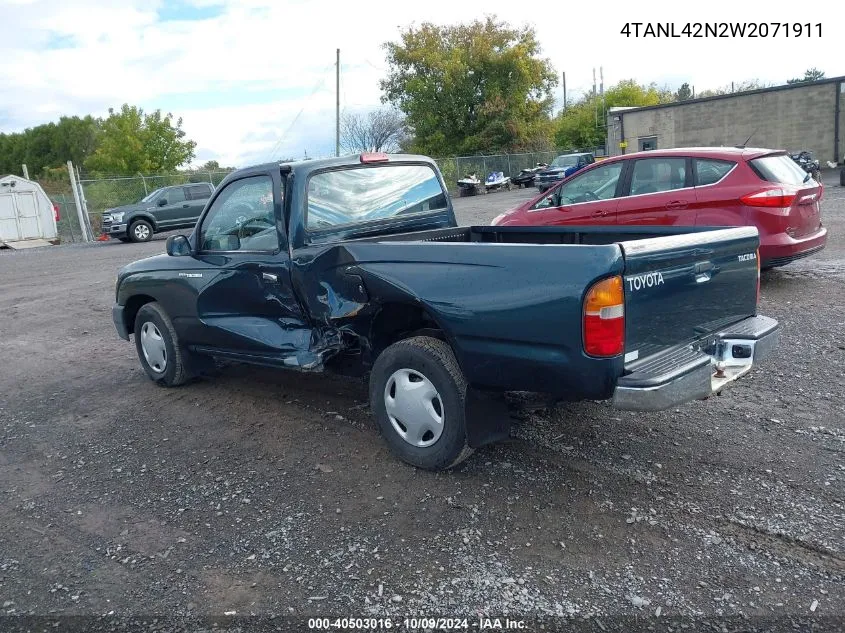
[2,0,843,166]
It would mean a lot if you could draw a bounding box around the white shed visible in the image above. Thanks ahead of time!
[0,175,59,248]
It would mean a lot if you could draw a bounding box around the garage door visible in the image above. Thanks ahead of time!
[0,193,20,242]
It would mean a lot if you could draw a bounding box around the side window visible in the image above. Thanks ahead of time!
[187,184,212,200]
[162,187,186,204]
[306,164,447,230]
[558,162,623,204]
[694,159,735,186]
[630,158,687,196]
[198,175,279,252]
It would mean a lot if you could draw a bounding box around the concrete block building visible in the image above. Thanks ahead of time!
[606,76,845,165]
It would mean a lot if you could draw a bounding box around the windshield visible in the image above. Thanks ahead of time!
[551,155,580,168]
[141,188,164,203]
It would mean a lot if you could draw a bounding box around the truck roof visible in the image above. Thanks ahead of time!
[222,153,440,186]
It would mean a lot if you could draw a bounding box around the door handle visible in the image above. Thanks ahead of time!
[182,204,190,208]
[592,209,607,216]
[262,272,278,282]
[667,200,688,210]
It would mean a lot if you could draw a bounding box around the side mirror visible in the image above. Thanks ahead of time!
[158,198,168,207]
[166,234,192,256]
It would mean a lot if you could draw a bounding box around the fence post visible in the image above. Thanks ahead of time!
[141,175,148,196]
[68,161,91,243]
[507,154,512,177]
[76,164,95,240]
[207,172,214,185]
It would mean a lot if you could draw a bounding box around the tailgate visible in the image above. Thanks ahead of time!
[618,227,760,363]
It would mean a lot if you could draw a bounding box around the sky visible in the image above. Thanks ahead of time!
[2,0,843,168]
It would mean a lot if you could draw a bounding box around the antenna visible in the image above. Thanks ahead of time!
[738,129,757,148]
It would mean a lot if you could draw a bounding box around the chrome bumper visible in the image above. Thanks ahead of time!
[612,315,779,412]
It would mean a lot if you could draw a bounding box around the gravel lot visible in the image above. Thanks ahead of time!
[1,174,843,631]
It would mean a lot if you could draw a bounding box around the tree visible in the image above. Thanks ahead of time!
[698,78,772,97]
[340,108,408,154]
[554,80,673,148]
[787,67,826,84]
[675,82,692,101]
[380,16,558,156]
[85,104,196,175]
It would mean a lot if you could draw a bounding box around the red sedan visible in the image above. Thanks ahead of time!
[491,147,826,269]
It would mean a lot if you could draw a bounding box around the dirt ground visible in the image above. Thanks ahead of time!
[0,175,843,631]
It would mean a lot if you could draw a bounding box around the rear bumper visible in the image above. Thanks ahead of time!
[612,315,779,412]
[760,227,826,268]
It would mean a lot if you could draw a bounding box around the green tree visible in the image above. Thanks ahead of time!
[554,80,673,148]
[380,16,558,156]
[675,82,692,101]
[787,67,825,84]
[85,104,196,175]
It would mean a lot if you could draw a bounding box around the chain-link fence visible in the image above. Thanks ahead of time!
[77,171,233,236]
[32,149,607,244]
[434,147,607,192]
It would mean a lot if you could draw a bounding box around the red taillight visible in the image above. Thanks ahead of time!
[756,248,760,306]
[740,188,797,208]
[583,275,625,357]
[360,152,389,163]
[53,203,60,222]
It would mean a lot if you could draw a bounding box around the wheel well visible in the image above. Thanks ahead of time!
[123,294,156,335]
[129,215,156,230]
[369,303,448,361]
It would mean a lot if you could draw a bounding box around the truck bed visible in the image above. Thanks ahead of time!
[341,223,762,397]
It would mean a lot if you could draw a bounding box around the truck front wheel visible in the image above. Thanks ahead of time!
[133,302,194,387]
[129,219,153,243]
[369,336,473,471]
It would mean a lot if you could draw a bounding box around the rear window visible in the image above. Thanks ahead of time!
[694,159,735,186]
[186,184,212,200]
[749,154,810,186]
[306,164,447,230]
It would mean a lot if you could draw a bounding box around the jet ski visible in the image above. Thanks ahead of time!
[484,171,511,193]
[511,163,548,188]
[457,173,482,196]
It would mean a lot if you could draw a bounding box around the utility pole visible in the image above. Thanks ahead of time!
[600,66,605,128]
[21,164,29,180]
[593,68,598,127]
[336,48,340,157]
[562,71,567,113]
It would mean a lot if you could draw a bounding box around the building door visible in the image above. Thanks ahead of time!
[0,193,20,241]
[638,136,658,152]
[14,192,41,239]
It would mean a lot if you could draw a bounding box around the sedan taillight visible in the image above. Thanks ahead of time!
[53,203,60,222]
[740,188,797,208]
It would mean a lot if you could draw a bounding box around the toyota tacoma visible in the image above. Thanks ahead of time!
[112,152,780,470]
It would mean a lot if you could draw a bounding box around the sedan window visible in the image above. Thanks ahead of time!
[630,158,687,195]
[558,162,623,204]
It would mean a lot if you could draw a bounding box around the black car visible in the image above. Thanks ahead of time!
[102,182,215,243]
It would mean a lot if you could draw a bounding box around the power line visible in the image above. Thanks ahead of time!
[264,65,333,162]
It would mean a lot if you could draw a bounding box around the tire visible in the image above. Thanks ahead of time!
[129,219,153,243]
[840,168,844,187]
[118,237,131,243]
[369,336,473,471]
[133,302,194,387]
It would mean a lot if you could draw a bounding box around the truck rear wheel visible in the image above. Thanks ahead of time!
[369,336,473,471]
